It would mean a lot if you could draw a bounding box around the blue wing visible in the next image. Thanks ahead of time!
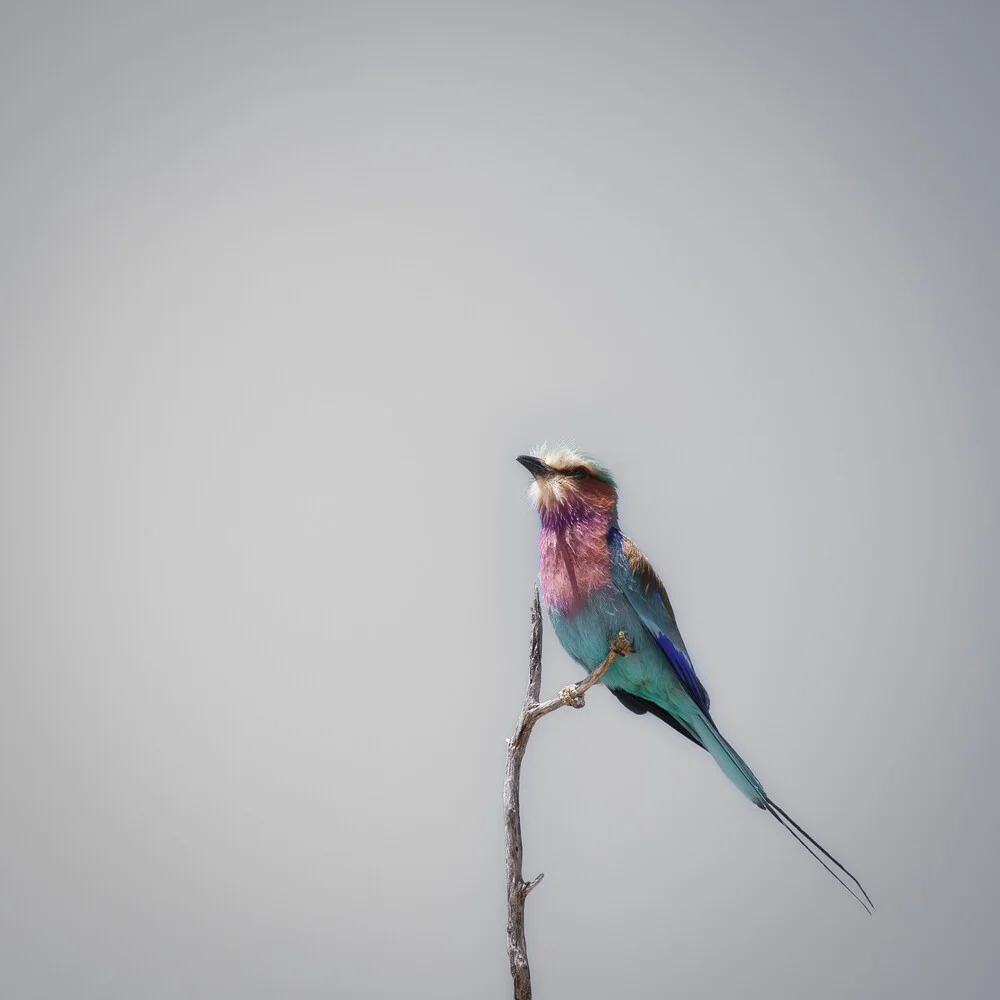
[608,527,712,718]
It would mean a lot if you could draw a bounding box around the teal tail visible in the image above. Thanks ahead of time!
[688,714,767,806]
[689,714,874,914]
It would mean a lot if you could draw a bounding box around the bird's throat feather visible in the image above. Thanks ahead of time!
[538,510,613,614]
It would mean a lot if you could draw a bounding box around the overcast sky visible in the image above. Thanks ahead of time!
[2,3,999,998]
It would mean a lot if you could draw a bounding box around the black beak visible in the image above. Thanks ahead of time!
[516,455,550,477]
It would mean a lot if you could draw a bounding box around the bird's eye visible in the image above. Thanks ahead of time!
[569,467,589,479]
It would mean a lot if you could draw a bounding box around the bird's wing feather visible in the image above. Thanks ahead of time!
[608,528,712,718]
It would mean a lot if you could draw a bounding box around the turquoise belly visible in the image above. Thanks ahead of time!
[547,588,687,709]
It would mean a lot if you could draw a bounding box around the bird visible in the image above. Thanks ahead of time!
[517,446,873,913]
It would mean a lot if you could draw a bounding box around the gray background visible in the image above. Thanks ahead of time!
[2,2,998,997]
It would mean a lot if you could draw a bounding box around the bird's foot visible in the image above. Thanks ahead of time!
[559,685,586,709]
[610,630,632,657]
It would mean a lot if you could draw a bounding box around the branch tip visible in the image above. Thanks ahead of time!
[524,873,545,895]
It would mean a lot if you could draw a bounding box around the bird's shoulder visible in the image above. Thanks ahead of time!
[610,528,677,621]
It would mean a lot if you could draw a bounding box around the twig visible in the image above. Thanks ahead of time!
[504,590,631,999]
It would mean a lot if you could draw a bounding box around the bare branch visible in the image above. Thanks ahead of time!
[504,591,631,999]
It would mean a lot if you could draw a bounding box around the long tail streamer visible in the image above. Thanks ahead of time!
[763,797,874,914]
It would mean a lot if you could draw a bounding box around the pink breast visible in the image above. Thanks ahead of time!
[538,522,612,614]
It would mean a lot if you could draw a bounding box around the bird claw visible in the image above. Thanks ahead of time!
[559,685,586,708]
[610,630,632,656]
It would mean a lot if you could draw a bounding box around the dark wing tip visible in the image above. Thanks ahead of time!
[609,688,706,749]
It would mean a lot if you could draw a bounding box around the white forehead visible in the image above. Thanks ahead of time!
[532,446,591,472]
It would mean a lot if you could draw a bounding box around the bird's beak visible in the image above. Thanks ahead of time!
[516,455,550,477]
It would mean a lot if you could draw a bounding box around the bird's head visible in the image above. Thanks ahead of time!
[516,447,618,526]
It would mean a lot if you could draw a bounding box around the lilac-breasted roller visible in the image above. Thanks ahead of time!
[517,447,872,912]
